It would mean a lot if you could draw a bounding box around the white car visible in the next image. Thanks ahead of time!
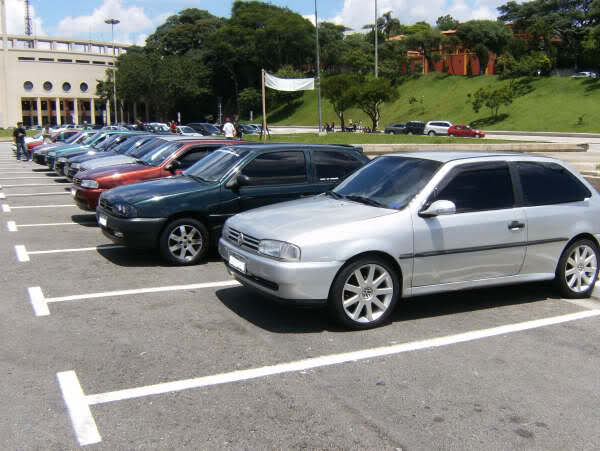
[176,126,203,136]
[424,121,453,136]
[571,72,597,78]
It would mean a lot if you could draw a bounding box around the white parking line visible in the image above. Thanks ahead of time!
[7,221,95,231]
[0,191,70,198]
[28,280,241,316]
[59,309,600,446]
[0,183,65,188]
[3,204,76,211]
[15,244,125,262]
[1,203,9,212]
[0,172,54,175]
[0,177,65,180]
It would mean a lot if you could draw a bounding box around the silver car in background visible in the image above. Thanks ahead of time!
[219,152,600,329]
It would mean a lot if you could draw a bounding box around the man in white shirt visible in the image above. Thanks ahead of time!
[222,117,235,138]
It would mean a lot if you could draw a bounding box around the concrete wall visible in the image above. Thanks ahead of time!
[360,143,588,156]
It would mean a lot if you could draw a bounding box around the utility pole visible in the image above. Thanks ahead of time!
[1,0,9,129]
[24,0,32,36]
[105,18,120,125]
[374,0,378,78]
[315,0,323,133]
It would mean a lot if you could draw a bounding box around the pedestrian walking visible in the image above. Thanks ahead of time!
[223,117,235,138]
[13,122,29,161]
[42,124,51,143]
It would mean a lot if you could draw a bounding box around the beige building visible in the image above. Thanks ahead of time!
[0,3,131,129]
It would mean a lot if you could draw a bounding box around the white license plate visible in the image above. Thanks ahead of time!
[71,188,76,197]
[98,215,107,227]
[229,255,246,274]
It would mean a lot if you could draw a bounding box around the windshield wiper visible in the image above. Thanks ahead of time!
[344,195,385,208]
[135,159,149,165]
[325,190,344,200]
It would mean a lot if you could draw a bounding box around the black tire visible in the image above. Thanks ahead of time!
[428,131,436,136]
[555,239,599,298]
[328,256,400,330]
[159,218,209,265]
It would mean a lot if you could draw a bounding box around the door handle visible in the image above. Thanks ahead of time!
[508,221,525,230]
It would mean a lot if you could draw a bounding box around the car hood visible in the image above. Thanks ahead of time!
[70,151,117,164]
[101,175,215,206]
[55,144,89,154]
[227,195,397,243]
[81,155,135,170]
[81,163,150,180]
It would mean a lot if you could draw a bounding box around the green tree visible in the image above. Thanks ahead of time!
[404,26,443,71]
[340,33,374,73]
[318,22,351,70]
[456,20,512,75]
[350,76,398,132]
[238,88,261,119]
[469,85,513,119]
[436,14,459,31]
[321,73,360,130]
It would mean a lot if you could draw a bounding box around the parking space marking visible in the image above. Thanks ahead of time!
[28,280,241,316]
[60,309,600,446]
[0,183,65,188]
[7,221,95,232]
[15,244,125,262]
[0,177,65,180]
[0,172,54,175]
[57,371,102,446]
[0,191,70,198]
[3,204,76,211]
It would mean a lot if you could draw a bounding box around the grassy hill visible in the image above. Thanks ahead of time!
[265,74,600,133]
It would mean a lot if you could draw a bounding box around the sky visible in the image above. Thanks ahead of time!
[3,0,505,46]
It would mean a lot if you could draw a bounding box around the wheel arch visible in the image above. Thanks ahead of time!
[555,233,600,273]
[159,211,210,244]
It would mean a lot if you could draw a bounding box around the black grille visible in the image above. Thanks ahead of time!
[99,198,113,213]
[227,227,260,252]
[73,177,81,186]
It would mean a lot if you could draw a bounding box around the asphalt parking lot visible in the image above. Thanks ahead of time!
[1,142,600,450]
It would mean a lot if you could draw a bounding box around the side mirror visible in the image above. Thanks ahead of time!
[419,200,456,218]
[166,160,181,172]
[225,174,251,190]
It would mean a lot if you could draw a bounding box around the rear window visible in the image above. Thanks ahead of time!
[517,162,591,206]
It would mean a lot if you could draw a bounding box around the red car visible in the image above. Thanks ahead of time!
[71,139,244,211]
[448,125,485,138]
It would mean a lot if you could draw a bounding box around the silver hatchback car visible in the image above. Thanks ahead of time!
[219,152,600,329]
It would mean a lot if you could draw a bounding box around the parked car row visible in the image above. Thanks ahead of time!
[384,120,485,138]
[25,131,600,330]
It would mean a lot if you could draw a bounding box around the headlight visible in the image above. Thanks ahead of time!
[58,157,67,163]
[113,202,137,218]
[80,179,99,189]
[258,240,301,262]
[87,151,96,155]
[71,163,80,169]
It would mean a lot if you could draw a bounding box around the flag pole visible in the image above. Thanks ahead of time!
[261,69,267,143]
[315,0,323,133]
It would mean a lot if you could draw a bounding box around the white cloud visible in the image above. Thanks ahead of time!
[326,0,502,31]
[4,0,46,35]
[56,0,163,45]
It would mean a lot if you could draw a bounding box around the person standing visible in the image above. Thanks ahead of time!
[42,124,52,143]
[13,122,28,161]
[222,117,235,138]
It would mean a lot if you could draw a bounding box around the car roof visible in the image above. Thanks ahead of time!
[225,143,362,153]
[386,151,557,163]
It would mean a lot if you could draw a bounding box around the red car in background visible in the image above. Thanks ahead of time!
[71,139,244,211]
[448,125,485,138]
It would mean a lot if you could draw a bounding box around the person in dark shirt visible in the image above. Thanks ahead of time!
[13,122,28,161]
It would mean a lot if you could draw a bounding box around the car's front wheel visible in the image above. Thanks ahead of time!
[428,131,436,136]
[159,218,209,265]
[555,239,599,298]
[328,256,400,330]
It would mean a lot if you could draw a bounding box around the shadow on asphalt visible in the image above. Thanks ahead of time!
[96,246,223,268]
[71,214,99,227]
[216,282,557,334]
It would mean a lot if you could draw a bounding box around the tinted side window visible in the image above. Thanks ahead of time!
[176,147,213,170]
[313,151,363,183]
[436,163,514,213]
[242,151,306,185]
[517,162,591,206]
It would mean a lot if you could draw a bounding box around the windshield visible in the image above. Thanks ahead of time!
[126,137,163,157]
[333,156,442,210]
[64,132,83,144]
[179,126,196,133]
[202,124,220,134]
[138,142,184,167]
[114,135,148,154]
[94,134,121,150]
[82,132,102,145]
[184,147,250,182]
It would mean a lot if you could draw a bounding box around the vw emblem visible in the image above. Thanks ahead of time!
[237,233,244,247]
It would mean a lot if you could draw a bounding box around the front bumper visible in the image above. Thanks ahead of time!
[47,155,56,170]
[72,185,104,211]
[33,153,47,165]
[96,206,167,249]
[218,237,342,304]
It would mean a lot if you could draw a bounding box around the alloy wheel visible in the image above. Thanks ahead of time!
[167,224,204,262]
[564,244,597,293]
[341,264,394,324]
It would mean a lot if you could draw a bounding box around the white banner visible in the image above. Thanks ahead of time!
[264,72,314,91]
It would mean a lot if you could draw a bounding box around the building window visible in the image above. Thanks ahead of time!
[92,61,106,65]
[76,60,90,64]
[39,58,54,62]
[43,81,53,91]
[23,81,34,91]
[80,82,89,92]
[58,58,73,63]
[18,56,35,61]
[63,82,72,92]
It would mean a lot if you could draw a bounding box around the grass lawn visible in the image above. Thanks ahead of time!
[0,129,39,139]
[244,133,512,145]
[262,74,600,133]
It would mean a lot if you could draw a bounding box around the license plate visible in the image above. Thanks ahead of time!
[229,255,246,274]
[98,215,107,227]
[71,188,76,197]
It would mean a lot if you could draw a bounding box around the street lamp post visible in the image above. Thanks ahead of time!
[105,18,120,125]
[314,0,322,133]
[374,0,378,78]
